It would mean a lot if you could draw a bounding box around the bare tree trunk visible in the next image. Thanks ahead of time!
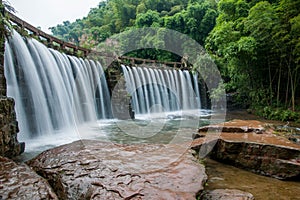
[268,58,273,105]
[289,68,295,111]
[285,67,290,107]
[277,64,281,107]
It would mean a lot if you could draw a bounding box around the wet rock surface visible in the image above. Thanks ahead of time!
[210,139,300,180]
[201,189,255,200]
[192,120,300,180]
[198,120,265,134]
[27,140,207,199]
[0,156,58,200]
[0,97,24,158]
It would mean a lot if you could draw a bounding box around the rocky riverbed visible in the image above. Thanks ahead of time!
[1,140,207,199]
[1,119,299,199]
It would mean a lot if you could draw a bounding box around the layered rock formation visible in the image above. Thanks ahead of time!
[192,120,300,180]
[0,95,24,158]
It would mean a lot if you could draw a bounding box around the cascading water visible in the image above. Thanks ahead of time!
[121,65,201,115]
[4,30,112,142]
[3,30,207,157]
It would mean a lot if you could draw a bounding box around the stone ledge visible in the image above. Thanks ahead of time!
[209,139,300,180]
[197,119,265,134]
[192,120,300,180]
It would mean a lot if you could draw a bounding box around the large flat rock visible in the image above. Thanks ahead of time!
[27,140,207,199]
[0,156,58,200]
[192,120,300,180]
[197,119,265,134]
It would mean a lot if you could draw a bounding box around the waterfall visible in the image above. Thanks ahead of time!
[4,30,112,140]
[121,65,201,115]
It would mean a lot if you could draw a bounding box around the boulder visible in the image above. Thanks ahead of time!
[0,156,58,200]
[27,140,207,199]
[201,189,254,200]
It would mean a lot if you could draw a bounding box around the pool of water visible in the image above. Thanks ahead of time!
[204,158,300,200]
[16,109,214,161]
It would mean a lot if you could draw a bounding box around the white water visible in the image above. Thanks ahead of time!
[4,31,205,157]
[121,65,201,114]
[4,30,112,142]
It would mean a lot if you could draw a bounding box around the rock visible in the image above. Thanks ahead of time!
[289,136,300,144]
[210,139,300,180]
[0,156,58,200]
[198,120,265,134]
[192,133,206,140]
[27,140,207,199]
[201,189,254,200]
[193,120,300,180]
[0,97,24,158]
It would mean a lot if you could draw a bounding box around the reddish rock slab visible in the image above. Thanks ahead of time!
[209,139,300,180]
[0,156,58,200]
[27,140,207,200]
[192,120,300,180]
[198,119,265,134]
[201,189,254,200]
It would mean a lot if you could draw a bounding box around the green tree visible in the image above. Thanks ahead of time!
[135,10,161,27]
[206,0,300,112]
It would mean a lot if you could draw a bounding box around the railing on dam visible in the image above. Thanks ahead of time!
[7,12,185,68]
[7,12,91,57]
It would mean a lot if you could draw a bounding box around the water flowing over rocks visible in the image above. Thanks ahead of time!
[201,189,255,200]
[27,140,207,199]
[0,156,58,199]
[192,120,300,180]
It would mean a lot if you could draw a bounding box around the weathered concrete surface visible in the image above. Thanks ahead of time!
[192,120,300,180]
[201,189,255,200]
[27,140,207,199]
[0,156,58,200]
[0,97,24,158]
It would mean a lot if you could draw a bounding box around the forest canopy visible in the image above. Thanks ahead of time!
[50,0,300,120]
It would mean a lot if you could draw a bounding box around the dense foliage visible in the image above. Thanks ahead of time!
[41,0,300,120]
[205,0,300,119]
[50,0,218,61]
